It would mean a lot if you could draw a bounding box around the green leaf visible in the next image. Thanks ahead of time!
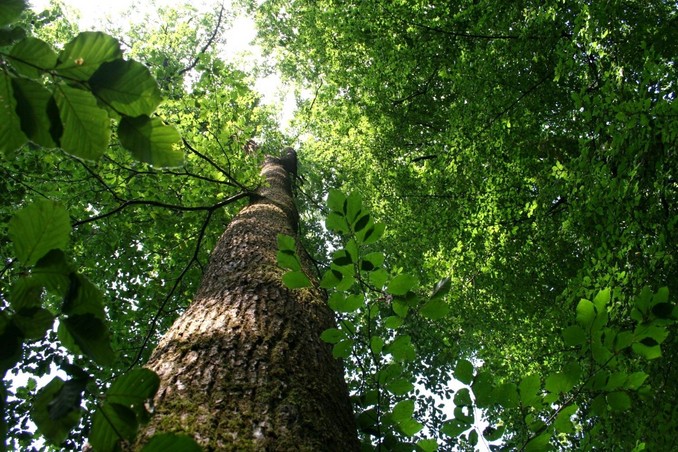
[625,372,648,390]
[385,378,414,395]
[494,382,519,408]
[562,325,586,346]
[332,339,353,359]
[483,424,505,442]
[0,312,23,374]
[320,328,345,344]
[634,287,653,315]
[319,267,342,289]
[332,249,353,266]
[0,0,26,27]
[325,211,349,234]
[142,433,202,452]
[0,25,26,46]
[118,116,183,167]
[276,250,300,271]
[8,199,70,266]
[62,314,116,365]
[387,274,417,296]
[576,299,596,329]
[392,298,409,318]
[345,191,363,221]
[328,293,363,313]
[327,188,346,213]
[420,298,449,320]
[54,84,110,160]
[631,341,662,360]
[31,377,81,445]
[353,213,371,233]
[370,336,384,355]
[10,37,57,78]
[106,369,159,407]
[56,32,122,80]
[0,71,28,154]
[524,432,551,451]
[61,273,106,318]
[614,331,634,351]
[454,359,474,385]
[468,429,478,446]
[277,234,296,251]
[282,271,311,289]
[360,252,384,272]
[384,315,404,329]
[90,59,161,116]
[417,438,438,452]
[606,391,631,411]
[441,419,470,437]
[454,388,472,407]
[392,400,415,422]
[13,307,54,340]
[519,374,541,407]
[545,370,578,397]
[651,302,674,319]
[360,223,385,245]
[385,335,416,361]
[90,402,138,452]
[11,77,58,147]
[378,362,403,384]
[471,372,495,408]
[653,286,669,305]
[45,377,88,420]
[398,417,423,437]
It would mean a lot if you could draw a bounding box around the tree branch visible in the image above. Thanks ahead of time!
[177,5,225,76]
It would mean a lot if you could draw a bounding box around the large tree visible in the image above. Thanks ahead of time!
[135,149,358,449]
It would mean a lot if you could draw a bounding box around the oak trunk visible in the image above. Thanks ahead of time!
[137,149,359,450]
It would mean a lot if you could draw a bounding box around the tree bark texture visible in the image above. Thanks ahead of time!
[137,150,359,450]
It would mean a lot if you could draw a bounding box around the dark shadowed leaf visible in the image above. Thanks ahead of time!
[118,116,182,167]
[11,77,58,147]
[0,71,28,154]
[454,359,474,385]
[54,84,110,160]
[90,402,138,452]
[0,0,26,27]
[31,377,81,445]
[90,59,162,116]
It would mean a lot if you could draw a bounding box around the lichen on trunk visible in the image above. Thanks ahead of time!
[135,149,359,450]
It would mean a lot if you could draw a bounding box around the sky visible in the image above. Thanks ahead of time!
[28,0,297,128]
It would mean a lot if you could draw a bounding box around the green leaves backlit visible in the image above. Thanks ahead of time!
[8,200,70,266]
[0,25,180,166]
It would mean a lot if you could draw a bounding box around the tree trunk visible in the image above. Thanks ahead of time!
[136,149,359,450]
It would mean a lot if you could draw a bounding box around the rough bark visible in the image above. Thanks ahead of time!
[136,149,359,450]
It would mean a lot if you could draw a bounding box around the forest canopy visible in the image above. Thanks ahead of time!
[1,0,677,450]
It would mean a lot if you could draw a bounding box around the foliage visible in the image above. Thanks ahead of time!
[280,192,676,450]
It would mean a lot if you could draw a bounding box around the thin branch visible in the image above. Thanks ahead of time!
[72,192,248,228]
[177,4,225,76]
[126,207,216,370]
[183,138,251,192]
